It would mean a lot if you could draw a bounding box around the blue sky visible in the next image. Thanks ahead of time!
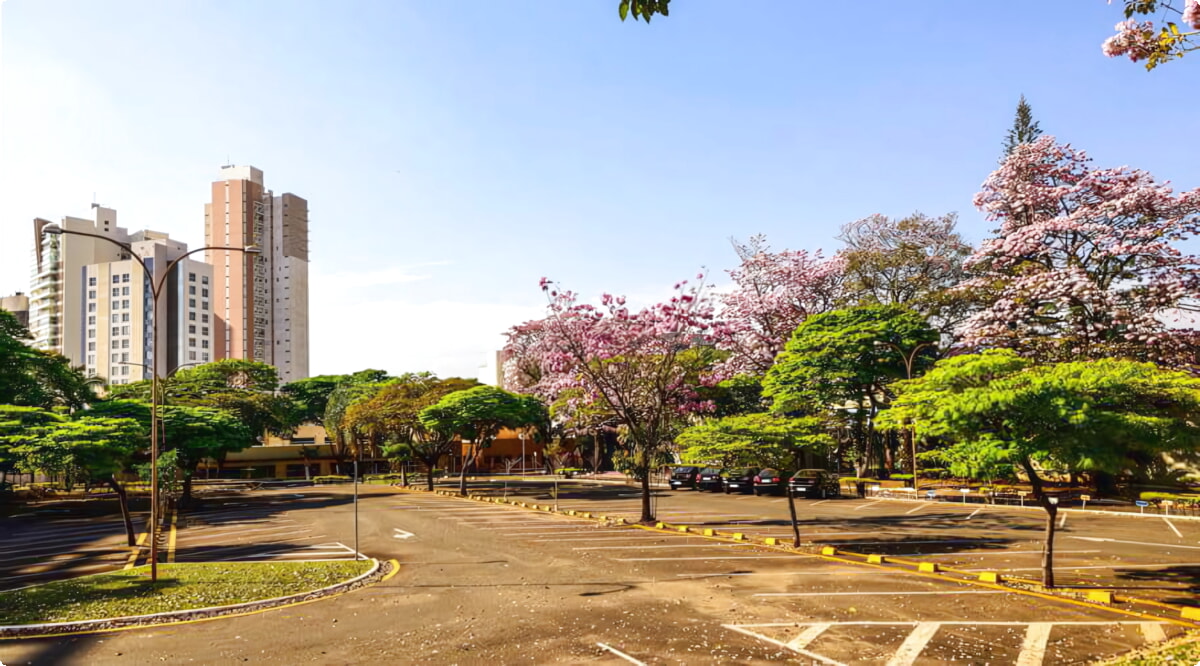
[1,1,1196,379]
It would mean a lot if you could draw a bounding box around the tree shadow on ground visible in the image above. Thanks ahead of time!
[1111,564,1200,606]
[0,633,103,664]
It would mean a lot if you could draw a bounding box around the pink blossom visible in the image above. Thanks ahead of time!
[1185,0,1200,29]
[1102,20,1158,61]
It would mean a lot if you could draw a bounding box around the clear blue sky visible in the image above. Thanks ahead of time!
[1,1,1196,379]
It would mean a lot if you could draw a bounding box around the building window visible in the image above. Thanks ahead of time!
[122,299,129,309]
[121,352,128,363]
[88,329,96,339]
[122,286,129,296]
[89,277,97,286]
[202,353,210,362]
[202,301,209,310]
[189,325,196,334]
[189,312,196,321]
[111,314,119,323]
[202,275,209,285]
[88,303,96,312]
[111,353,119,363]
[189,273,196,282]
[121,325,129,335]
[122,274,130,283]
[189,351,197,361]
[202,288,209,298]
[112,327,120,336]
[201,327,209,336]
[121,313,130,322]
[122,366,129,376]
[111,288,119,297]
[189,298,196,307]
[122,339,130,349]
[87,354,95,365]
[189,338,196,347]
[88,341,95,351]
[201,340,209,349]
[201,314,209,323]
[88,316,96,325]
[112,275,120,284]
[189,286,196,295]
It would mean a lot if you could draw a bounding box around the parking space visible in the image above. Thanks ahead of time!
[0,507,148,591]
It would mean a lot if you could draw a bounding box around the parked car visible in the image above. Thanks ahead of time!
[753,468,790,496]
[669,466,702,490]
[788,469,840,499]
[722,468,758,494]
[696,467,725,492]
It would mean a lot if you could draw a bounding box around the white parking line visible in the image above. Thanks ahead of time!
[1069,536,1200,550]
[1058,513,1067,529]
[854,500,884,511]
[888,622,939,666]
[964,561,1200,572]
[905,504,928,515]
[902,550,1100,558]
[677,571,907,578]
[509,529,635,537]
[1015,623,1052,666]
[617,556,797,562]
[597,642,646,665]
[573,543,753,551]
[1163,516,1183,538]
[753,590,1007,597]
[528,535,667,543]
[823,539,1005,546]
[478,525,597,531]
[964,508,982,520]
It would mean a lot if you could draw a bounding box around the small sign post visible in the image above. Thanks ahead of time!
[1135,500,1149,514]
[1163,500,1174,516]
[959,488,970,504]
[926,489,937,501]
[1080,494,1091,510]
[1017,490,1028,508]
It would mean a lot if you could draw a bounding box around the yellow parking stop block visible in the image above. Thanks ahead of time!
[678,526,690,533]
[918,562,939,573]
[978,572,1001,583]
[764,537,778,546]
[1087,591,1114,604]
[820,546,837,556]
[732,533,745,541]
[703,528,715,536]
[867,554,886,564]
[1182,607,1200,621]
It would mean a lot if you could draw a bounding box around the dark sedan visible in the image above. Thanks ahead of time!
[752,468,790,496]
[669,466,702,490]
[696,467,725,492]
[722,468,758,494]
[788,469,840,499]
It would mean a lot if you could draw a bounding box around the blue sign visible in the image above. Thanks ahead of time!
[926,490,937,500]
[1135,500,1149,508]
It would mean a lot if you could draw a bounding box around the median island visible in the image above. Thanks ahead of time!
[0,560,375,633]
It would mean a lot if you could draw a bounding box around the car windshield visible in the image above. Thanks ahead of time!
[759,469,778,477]
[701,468,721,475]
[672,467,696,474]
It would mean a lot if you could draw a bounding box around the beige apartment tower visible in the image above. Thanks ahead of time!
[204,166,309,383]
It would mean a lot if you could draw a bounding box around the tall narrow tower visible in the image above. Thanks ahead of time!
[204,166,309,382]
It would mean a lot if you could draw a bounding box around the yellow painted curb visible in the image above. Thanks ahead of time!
[655,522,665,529]
[732,533,745,541]
[918,562,939,573]
[167,509,178,564]
[678,526,690,533]
[764,537,779,546]
[821,546,837,556]
[867,554,886,564]
[1182,607,1200,621]
[1087,590,1114,604]
[703,528,715,537]
[380,559,401,582]
[124,529,149,570]
[978,572,1001,583]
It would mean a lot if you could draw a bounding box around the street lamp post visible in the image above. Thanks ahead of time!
[41,225,259,582]
[519,431,526,481]
[876,340,938,493]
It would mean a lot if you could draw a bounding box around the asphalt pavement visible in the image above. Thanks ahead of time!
[1,483,1192,664]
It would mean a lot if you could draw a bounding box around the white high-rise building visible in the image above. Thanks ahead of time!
[30,206,213,384]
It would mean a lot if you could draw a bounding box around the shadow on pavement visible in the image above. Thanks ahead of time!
[1113,564,1200,606]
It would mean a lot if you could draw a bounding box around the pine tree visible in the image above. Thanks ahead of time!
[1001,95,1042,160]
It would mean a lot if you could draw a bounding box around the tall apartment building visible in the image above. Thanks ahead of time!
[29,206,213,384]
[0,293,30,329]
[204,165,309,383]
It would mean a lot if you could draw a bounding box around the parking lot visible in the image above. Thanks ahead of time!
[465,478,1200,608]
[0,499,149,592]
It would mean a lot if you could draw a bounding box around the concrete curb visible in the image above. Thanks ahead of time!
[865,492,1200,522]
[398,485,1200,627]
[0,559,386,639]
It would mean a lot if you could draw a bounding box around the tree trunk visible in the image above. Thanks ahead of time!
[108,474,136,547]
[787,484,801,548]
[640,469,653,523]
[458,446,473,496]
[1021,458,1056,588]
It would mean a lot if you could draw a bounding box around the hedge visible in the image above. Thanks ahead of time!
[313,475,351,484]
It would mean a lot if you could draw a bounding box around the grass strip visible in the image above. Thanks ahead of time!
[1098,632,1200,665]
[0,560,371,626]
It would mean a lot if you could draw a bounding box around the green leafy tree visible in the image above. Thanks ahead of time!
[880,350,1200,587]
[5,408,145,544]
[1001,94,1042,159]
[677,412,832,470]
[420,386,547,495]
[0,309,97,410]
[619,0,669,22]
[281,369,392,427]
[763,305,939,476]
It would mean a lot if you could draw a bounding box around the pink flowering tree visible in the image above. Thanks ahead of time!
[961,135,1200,365]
[1103,1,1200,69]
[716,236,843,378]
[503,277,723,523]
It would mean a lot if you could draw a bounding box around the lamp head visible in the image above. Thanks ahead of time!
[243,245,263,255]
[42,224,64,235]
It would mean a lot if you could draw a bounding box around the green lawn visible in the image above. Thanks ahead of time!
[1101,634,1200,665]
[0,560,373,626]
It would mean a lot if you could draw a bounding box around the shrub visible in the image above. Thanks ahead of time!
[1140,491,1200,503]
[890,474,914,481]
[313,475,351,484]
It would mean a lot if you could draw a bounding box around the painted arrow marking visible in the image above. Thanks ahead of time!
[393,528,416,539]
